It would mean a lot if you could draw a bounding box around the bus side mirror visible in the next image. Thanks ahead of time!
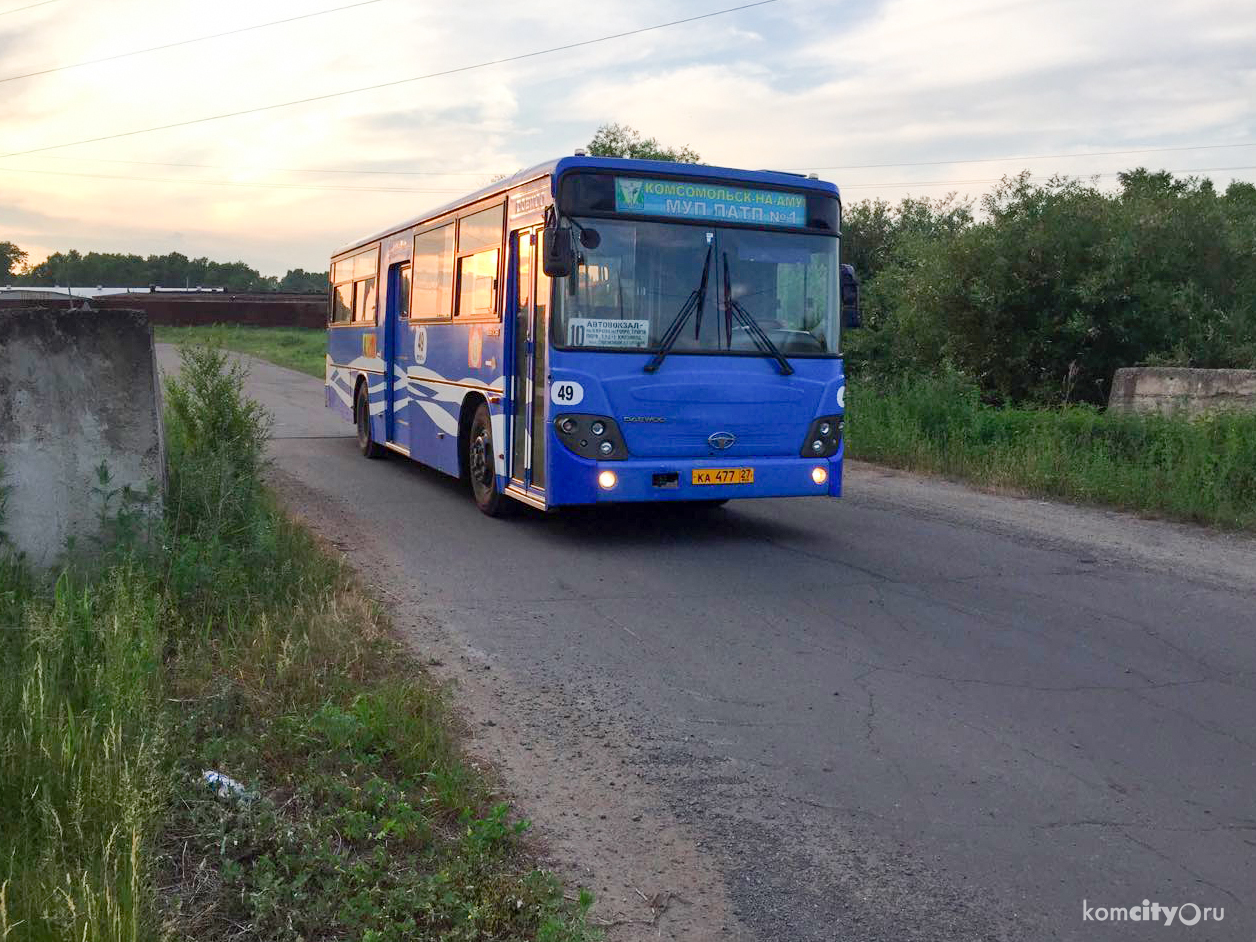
[543,228,575,278]
[840,263,862,329]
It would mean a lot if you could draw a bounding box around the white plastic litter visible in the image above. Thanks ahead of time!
[202,770,254,802]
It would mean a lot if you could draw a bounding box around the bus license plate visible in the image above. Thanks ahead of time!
[692,467,754,486]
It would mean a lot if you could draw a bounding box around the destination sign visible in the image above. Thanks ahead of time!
[567,317,650,348]
[614,177,807,227]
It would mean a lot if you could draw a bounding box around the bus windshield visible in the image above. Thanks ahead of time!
[553,219,839,356]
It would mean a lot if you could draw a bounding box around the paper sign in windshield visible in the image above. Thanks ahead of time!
[568,318,650,348]
[615,177,807,227]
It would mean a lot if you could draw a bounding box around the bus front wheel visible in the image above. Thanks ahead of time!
[467,403,508,517]
[356,384,384,459]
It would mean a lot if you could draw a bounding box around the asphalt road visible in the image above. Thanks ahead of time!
[158,347,1256,941]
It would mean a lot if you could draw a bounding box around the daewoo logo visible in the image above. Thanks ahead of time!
[708,432,736,450]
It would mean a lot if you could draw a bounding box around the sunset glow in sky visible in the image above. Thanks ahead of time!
[3,0,1254,276]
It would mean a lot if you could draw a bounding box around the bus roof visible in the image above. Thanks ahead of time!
[333,156,840,258]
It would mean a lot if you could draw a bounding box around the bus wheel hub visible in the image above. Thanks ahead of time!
[471,433,491,484]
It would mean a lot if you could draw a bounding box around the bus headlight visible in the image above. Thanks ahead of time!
[555,414,627,460]
[811,466,829,485]
[598,470,618,490]
[800,416,843,458]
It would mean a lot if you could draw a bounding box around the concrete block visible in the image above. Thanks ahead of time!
[1108,367,1256,416]
[0,308,164,568]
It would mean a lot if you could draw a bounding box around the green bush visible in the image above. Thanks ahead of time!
[164,345,271,538]
[843,170,1256,406]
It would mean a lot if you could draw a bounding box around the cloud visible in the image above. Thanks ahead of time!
[1,0,1252,271]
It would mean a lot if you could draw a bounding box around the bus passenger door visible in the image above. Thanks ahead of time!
[531,238,549,489]
[385,262,411,446]
[510,228,546,491]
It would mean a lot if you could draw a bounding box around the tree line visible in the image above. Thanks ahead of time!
[1,245,327,293]
[843,169,1256,406]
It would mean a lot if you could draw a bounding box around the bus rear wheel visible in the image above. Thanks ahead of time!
[356,384,384,459]
[467,403,508,516]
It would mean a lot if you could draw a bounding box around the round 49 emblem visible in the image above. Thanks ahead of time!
[550,380,584,406]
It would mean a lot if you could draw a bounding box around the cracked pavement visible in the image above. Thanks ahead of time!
[158,347,1256,941]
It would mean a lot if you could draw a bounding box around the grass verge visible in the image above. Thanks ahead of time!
[154,325,325,378]
[0,345,598,942]
[847,373,1256,530]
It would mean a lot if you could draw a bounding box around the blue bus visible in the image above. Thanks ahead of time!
[326,153,859,516]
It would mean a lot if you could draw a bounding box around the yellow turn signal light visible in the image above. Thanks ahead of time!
[598,470,618,490]
[811,465,829,485]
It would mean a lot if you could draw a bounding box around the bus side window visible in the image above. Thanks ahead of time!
[413,223,455,319]
[455,249,499,319]
[354,277,377,323]
[397,264,411,318]
[452,202,504,320]
[332,247,379,325]
[332,282,352,323]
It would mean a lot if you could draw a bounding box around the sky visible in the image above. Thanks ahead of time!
[2,0,1254,277]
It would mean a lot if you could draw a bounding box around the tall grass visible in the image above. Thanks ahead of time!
[0,346,598,942]
[0,555,166,942]
[847,373,1256,529]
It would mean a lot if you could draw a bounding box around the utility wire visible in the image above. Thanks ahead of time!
[0,0,387,85]
[0,0,778,159]
[0,165,465,193]
[0,0,57,15]
[794,141,1256,173]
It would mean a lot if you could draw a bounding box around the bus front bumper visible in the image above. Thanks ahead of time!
[546,450,844,505]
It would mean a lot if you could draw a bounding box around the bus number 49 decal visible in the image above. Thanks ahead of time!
[550,381,584,406]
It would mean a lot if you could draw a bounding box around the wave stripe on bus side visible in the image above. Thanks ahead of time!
[326,363,387,415]
[329,358,510,477]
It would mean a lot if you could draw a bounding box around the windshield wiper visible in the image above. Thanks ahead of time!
[644,242,714,373]
[721,253,794,375]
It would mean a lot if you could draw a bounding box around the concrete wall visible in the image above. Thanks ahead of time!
[0,308,164,568]
[1108,367,1256,415]
[0,293,327,329]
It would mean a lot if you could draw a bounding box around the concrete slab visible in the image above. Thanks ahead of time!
[1108,366,1256,415]
[0,307,164,568]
